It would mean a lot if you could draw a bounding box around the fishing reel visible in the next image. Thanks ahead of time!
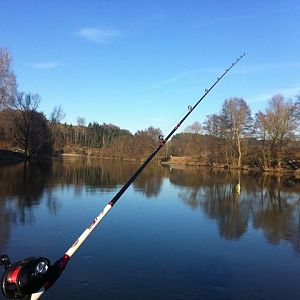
[1,254,69,299]
[1,255,51,299]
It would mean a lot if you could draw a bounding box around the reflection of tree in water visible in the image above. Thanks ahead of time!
[172,168,249,239]
[2,159,300,253]
[0,200,10,253]
[0,158,166,219]
[203,183,249,240]
[58,157,166,198]
[133,165,166,198]
[171,167,300,253]
[51,157,140,191]
[0,162,52,224]
[0,162,53,250]
[51,158,166,198]
[251,175,300,253]
[0,158,165,251]
[175,168,212,209]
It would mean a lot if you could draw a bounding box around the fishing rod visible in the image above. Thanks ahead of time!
[0,53,245,299]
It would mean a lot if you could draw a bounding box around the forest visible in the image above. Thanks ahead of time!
[1,47,300,171]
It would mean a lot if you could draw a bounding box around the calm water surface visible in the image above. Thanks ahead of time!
[0,157,300,300]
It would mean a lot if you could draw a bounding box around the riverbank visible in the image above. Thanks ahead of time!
[161,155,300,174]
[2,150,300,175]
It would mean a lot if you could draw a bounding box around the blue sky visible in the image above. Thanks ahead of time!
[1,0,300,134]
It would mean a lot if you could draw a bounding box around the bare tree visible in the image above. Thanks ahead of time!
[0,48,17,109]
[74,116,86,145]
[14,92,40,112]
[220,98,252,168]
[49,106,65,152]
[77,116,86,127]
[255,111,272,169]
[49,105,65,127]
[204,113,231,165]
[204,99,252,168]
[13,93,52,160]
[204,114,223,138]
[184,121,202,134]
[255,94,300,168]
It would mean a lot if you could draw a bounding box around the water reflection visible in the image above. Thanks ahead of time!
[0,162,52,252]
[0,162,52,223]
[52,157,166,198]
[251,179,300,253]
[1,159,300,254]
[50,157,139,190]
[170,167,300,253]
[0,158,158,217]
[0,200,10,253]
[202,183,249,240]
[171,169,249,239]
[134,166,166,198]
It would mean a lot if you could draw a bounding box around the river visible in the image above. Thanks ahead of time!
[0,157,300,299]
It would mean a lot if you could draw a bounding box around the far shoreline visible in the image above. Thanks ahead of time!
[1,150,300,177]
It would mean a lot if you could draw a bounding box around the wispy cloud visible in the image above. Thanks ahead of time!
[149,68,220,90]
[250,86,300,103]
[28,62,69,69]
[76,27,120,44]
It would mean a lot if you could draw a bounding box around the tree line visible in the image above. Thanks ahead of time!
[207,96,300,169]
[1,47,300,169]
